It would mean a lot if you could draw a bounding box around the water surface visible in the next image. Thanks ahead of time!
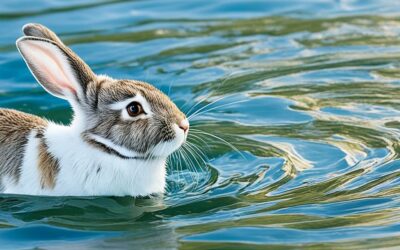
[1,0,400,249]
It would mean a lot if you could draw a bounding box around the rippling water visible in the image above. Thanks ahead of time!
[2,0,400,249]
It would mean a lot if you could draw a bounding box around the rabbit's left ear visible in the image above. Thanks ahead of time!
[16,36,95,102]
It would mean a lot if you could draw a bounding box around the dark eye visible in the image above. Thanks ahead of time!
[126,102,144,117]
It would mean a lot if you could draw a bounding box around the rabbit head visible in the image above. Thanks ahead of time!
[16,23,189,160]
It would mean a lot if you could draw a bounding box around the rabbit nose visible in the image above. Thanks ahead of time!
[179,119,189,133]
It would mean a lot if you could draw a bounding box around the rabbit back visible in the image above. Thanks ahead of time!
[0,109,46,189]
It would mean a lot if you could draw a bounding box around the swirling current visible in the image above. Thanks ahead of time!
[1,0,400,249]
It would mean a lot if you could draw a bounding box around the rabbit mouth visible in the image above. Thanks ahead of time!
[150,124,186,157]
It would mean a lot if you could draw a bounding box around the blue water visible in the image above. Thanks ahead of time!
[1,0,400,249]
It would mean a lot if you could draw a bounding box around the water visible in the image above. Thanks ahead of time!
[1,0,400,249]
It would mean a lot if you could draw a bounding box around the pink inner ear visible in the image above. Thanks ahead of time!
[21,40,79,97]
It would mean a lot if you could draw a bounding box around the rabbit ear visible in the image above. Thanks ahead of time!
[16,36,95,101]
[22,23,64,45]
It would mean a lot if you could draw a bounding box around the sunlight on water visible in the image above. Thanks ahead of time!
[1,0,400,249]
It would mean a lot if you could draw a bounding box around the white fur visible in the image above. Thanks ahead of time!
[2,120,186,196]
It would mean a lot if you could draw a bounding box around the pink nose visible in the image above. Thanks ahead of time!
[179,119,189,133]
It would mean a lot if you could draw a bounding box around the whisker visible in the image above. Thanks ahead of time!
[181,146,200,190]
[167,79,174,96]
[183,71,239,116]
[184,144,206,172]
[169,152,180,188]
[185,144,208,188]
[188,133,209,145]
[183,146,202,191]
[177,151,186,191]
[186,141,209,164]
[188,99,247,121]
[188,137,212,152]
[179,148,197,190]
[182,93,209,116]
[190,129,246,159]
[174,149,182,187]
[187,94,232,119]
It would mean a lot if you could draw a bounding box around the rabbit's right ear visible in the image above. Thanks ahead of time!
[16,36,95,101]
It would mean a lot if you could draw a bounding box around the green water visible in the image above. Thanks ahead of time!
[1,0,400,249]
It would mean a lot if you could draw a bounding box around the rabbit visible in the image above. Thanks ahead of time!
[0,23,189,196]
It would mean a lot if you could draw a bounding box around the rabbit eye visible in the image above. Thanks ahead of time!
[126,102,144,117]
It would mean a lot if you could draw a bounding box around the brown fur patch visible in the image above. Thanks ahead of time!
[37,136,59,189]
[0,109,47,184]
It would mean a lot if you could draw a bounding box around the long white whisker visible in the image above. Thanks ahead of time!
[169,152,180,188]
[182,93,209,115]
[182,146,202,190]
[179,148,196,190]
[181,146,199,190]
[179,149,185,187]
[186,141,209,163]
[167,79,174,96]
[189,99,247,121]
[175,151,182,187]
[188,133,209,145]
[190,129,246,159]
[185,145,208,187]
[188,95,232,119]
[185,143,206,169]
[183,71,239,116]
[188,135,212,152]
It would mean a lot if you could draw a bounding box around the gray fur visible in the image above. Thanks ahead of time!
[81,79,185,156]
